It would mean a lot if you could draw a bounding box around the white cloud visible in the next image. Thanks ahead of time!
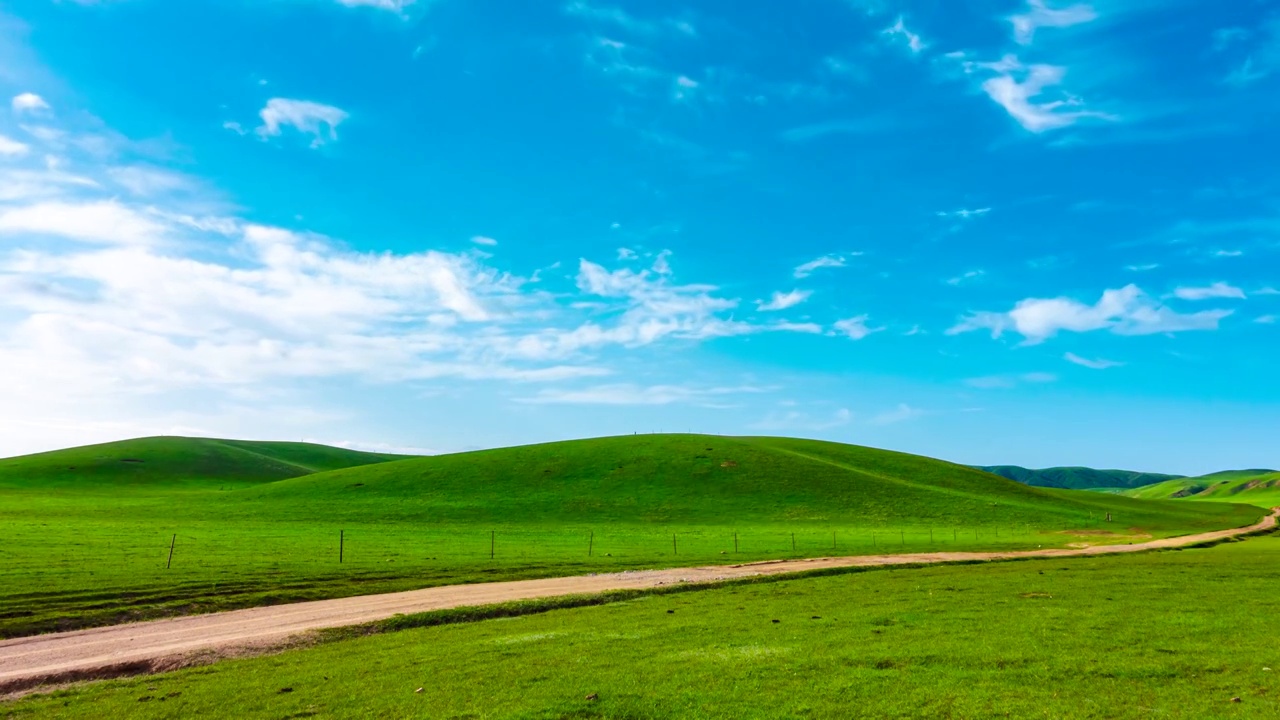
[757,289,811,312]
[1224,16,1280,86]
[751,407,852,431]
[617,247,637,260]
[1126,263,1159,272]
[794,253,855,278]
[1213,249,1243,258]
[1256,315,1277,325]
[507,255,814,361]
[949,285,1232,344]
[471,235,498,247]
[334,0,418,10]
[516,383,768,407]
[870,403,925,426]
[257,98,349,148]
[222,121,247,136]
[0,200,168,246]
[1009,0,1097,45]
[780,119,892,143]
[1064,352,1123,369]
[563,1,695,39]
[882,16,926,54]
[938,207,991,220]
[12,93,50,114]
[1173,282,1246,301]
[964,372,1057,389]
[832,315,880,340]
[947,270,985,286]
[978,56,1112,132]
[0,134,29,156]
[107,166,195,197]
[1256,287,1279,296]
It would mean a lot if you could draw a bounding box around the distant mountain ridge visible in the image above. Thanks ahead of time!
[978,465,1182,491]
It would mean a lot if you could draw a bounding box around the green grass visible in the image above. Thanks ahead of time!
[978,464,1180,490]
[1124,470,1280,508]
[0,436,407,490]
[0,434,1262,639]
[9,533,1280,719]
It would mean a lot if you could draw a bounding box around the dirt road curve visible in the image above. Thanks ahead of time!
[2,509,1275,693]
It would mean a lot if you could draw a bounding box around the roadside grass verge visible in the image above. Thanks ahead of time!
[7,532,1280,719]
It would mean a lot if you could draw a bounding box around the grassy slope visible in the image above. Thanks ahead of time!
[246,435,1245,529]
[1125,469,1280,508]
[0,434,1262,638]
[979,464,1180,490]
[11,534,1280,719]
[0,436,407,489]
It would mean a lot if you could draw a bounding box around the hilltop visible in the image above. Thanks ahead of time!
[976,465,1180,491]
[245,435,1250,530]
[0,436,409,489]
[1124,470,1279,508]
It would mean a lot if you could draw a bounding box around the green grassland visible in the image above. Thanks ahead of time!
[1124,470,1280,508]
[9,533,1280,719]
[0,435,1263,639]
[0,437,407,490]
[978,464,1181,490]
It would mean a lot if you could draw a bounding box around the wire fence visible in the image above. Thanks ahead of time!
[0,521,1075,593]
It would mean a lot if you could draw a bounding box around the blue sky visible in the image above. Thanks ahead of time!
[0,0,1277,473]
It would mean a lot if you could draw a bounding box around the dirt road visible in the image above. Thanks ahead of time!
[2,510,1275,693]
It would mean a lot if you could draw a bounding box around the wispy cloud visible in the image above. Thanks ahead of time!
[937,207,991,220]
[1064,352,1123,370]
[882,16,926,54]
[1223,15,1280,86]
[832,315,881,340]
[0,134,29,156]
[949,285,1232,344]
[1008,0,1097,45]
[975,55,1113,133]
[1257,315,1277,325]
[946,270,985,286]
[471,235,498,247]
[1173,282,1246,301]
[780,118,892,143]
[1126,263,1160,272]
[964,372,1057,389]
[256,98,349,148]
[751,407,852,431]
[333,0,419,11]
[11,92,50,114]
[870,403,925,426]
[757,289,811,312]
[563,1,695,39]
[794,253,856,278]
[516,383,767,407]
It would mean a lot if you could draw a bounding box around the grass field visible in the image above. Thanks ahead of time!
[0,434,1263,639]
[1124,470,1280,508]
[7,532,1279,719]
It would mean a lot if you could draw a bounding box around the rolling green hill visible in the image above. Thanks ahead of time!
[1124,469,1279,508]
[0,434,1264,637]
[0,436,409,489]
[977,465,1180,491]
[250,435,1247,530]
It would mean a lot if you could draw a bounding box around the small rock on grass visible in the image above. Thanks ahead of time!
[1231,697,1242,703]
[586,693,599,701]
[415,688,423,694]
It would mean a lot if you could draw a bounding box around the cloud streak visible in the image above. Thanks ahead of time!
[949,285,1232,344]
